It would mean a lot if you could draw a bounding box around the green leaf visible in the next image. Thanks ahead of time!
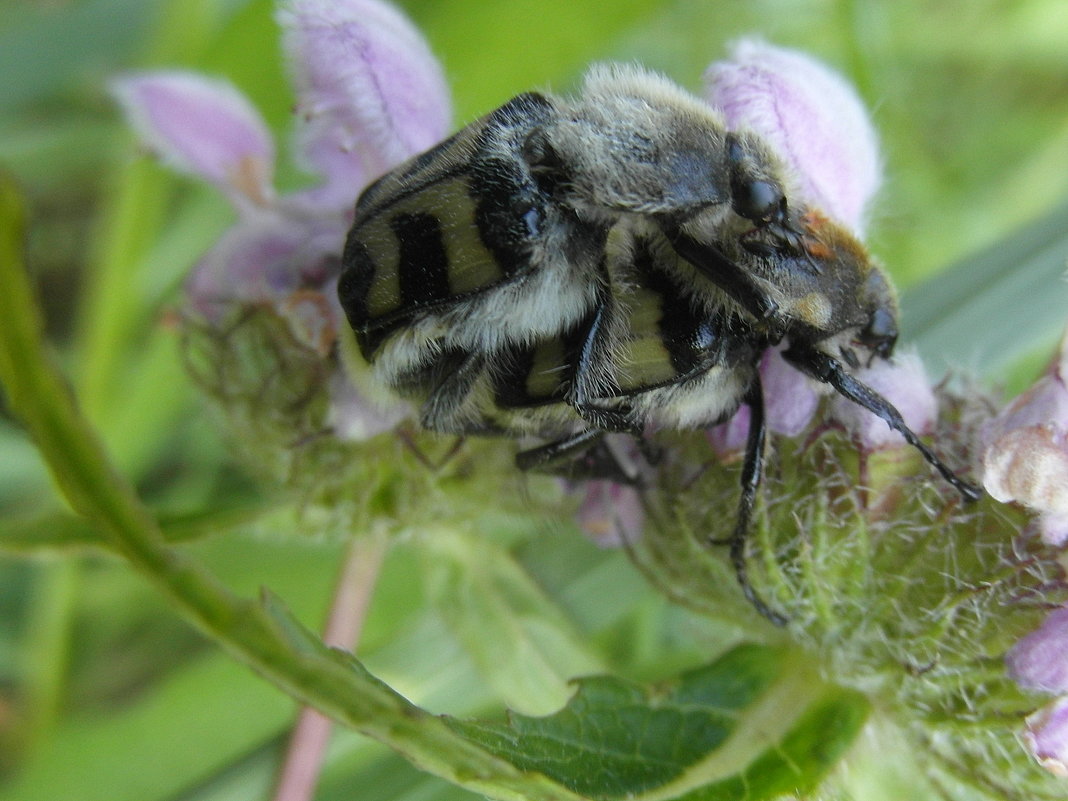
[447,645,869,801]
[420,528,605,714]
[902,199,1068,381]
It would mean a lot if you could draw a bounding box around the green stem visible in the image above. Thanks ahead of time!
[18,559,79,756]
[0,177,584,801]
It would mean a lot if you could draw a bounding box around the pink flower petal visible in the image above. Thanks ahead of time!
[980,325,1068,539]
[763,347,820,437]
[1040,512,1068,547]
[281,289,340,356]
[327,371,409,441]
[705,39,881,234]
[707,405,750,457]
[111,71,274,207]
[1025,697,1068,777]
[278,0,452,210]
[708,348,819,456]
[575,480,644,548]
[1008,607,1068,694]
[830,352,937,450]
[185,205,347,327]
[982,374,1068,452]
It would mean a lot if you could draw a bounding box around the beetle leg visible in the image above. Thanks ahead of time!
[662,224,782,329]
[515,428,600,470]
[516,431,645,485]
[418,350,487,431]
[710,375,789,626]
[566,293,645,434]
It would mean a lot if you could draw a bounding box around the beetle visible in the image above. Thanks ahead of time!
[336,63,981,622]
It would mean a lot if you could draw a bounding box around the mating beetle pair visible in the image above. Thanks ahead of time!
[337,64,980,622]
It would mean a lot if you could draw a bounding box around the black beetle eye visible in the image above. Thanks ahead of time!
[725,133,786,224]
[732,179,783,224]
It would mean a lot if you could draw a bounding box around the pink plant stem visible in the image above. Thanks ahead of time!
[271,531,389,801]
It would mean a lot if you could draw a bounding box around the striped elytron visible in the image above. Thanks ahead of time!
[337,64,980,622]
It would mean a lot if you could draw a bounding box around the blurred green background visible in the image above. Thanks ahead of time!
[1,1,1067,799]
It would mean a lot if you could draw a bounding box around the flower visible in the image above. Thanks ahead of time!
[1008,606,1068,694]
[707,345,821,455]
[982,326,1068,545]
[575,478,645,548]
[110,71,275,208]
[1025,697,1068,777]
[705,38,881,236]
[990,329,1068,773]
[112,0,452,440]
[704,40,888,453]
[278,0,451,211]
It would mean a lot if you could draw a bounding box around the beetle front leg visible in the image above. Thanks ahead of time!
[710,374,788,626]
[662,224,783,330]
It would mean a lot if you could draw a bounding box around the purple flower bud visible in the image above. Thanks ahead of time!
[1008,606,1068,694]
[984,426,1068,547]
[705,39,881,234]
[982,327,1068,544]
[278,0,452,210]
[984,371,1068,445]
[1024,696,1068,777]
[110,72,275,208]
[830,352,937,450]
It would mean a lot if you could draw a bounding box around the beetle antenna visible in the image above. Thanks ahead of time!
[784,346,983,503]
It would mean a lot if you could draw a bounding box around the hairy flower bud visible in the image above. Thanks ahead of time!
[982,327,1068,546]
